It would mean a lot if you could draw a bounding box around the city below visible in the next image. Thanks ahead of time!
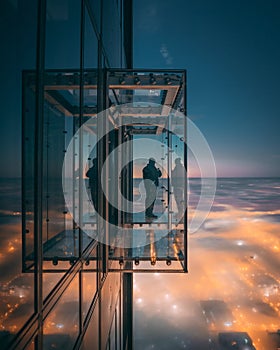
[0,178,279,349]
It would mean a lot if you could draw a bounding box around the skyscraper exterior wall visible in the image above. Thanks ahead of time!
[16,0,187,349]
[14,1,133,349]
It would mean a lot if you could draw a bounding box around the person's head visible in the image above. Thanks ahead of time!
[175,157,181,165]
[148,158,156,165]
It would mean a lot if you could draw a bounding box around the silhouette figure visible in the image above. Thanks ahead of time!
[86,158,98,212]
[142,158,162,218]
[171,157,185,218]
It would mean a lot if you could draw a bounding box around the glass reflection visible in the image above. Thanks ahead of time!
[43,274,79,348]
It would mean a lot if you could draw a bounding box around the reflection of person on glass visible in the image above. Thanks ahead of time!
[171,158,185,218]
[86,158,98,212]
[142,158,162,218]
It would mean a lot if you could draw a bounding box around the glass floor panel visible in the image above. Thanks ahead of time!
[24,226,185,272]
[25,229,95,263]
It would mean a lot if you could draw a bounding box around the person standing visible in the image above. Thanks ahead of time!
[86,158,98,212]
[142,158,162,218]
[171,157,185,218]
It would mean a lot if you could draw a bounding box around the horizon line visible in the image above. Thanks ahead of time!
[1,176,280,180]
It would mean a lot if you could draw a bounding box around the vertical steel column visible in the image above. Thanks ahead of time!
[129,131,133,225]
[97,3,103,348]
[21,72,27,272]
[183,71,188,273]
[34,0,46,348]
[72,118,78,255]
[167,122,172,233]
[123,128,133,349]
[123,273,133,350]
[78,0,85,337]
[102,68,109,272]
[123,0,133,69]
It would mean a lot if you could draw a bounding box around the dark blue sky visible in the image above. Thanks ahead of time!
[0,0,279,177]
[133,0,280,176]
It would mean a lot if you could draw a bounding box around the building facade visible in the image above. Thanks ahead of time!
[16,1,133,349]
[13,1,186,349]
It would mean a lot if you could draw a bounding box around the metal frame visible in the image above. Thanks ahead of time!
[22,68,187,274]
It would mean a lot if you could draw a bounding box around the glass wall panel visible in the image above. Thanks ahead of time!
[82,89,98,246]
[81,300,99,350]
[42,98,66,247]
[106,70,187,272]
[43,273,64,300]
[84,6,98,69]
[82,246,97,321]
[22,74,36,269]
[45,0,81,69]
[101,273,121,349]
[18,0,37,69]
[102,0,122,67]
[88,0,101,34]
[21,69,101,271]
[115,295,121,350]
[82,271,97,321]
[108,310,116,350]
[40,71,80,276]
[25,339,35,350]
[43,273,79,349]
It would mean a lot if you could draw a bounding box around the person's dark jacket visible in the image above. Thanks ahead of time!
[142,164,162,186]
[86,165,98,189]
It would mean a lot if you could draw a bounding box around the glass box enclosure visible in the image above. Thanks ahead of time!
[22,69,187,273]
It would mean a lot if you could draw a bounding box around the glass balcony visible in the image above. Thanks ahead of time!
[22,69,187,273]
